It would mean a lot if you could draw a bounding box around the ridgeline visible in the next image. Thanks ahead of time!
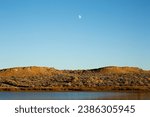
[0,66,150,91]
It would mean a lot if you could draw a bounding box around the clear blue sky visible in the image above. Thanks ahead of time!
[0,0,150,70]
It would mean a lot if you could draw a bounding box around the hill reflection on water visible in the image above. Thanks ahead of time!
[0,91,150,100]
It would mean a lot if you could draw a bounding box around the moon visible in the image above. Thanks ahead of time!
[78,15,82,19]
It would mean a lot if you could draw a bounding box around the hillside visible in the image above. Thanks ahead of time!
[0,66,150,91]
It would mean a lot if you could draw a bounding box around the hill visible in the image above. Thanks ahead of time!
[0,66,150,91]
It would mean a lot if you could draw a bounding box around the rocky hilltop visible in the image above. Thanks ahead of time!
[0,66,150,91]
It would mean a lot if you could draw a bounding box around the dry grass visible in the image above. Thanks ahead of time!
[0,66,150,91]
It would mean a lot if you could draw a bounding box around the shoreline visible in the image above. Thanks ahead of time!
[0,86,150,92]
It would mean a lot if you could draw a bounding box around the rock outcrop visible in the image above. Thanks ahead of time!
[0,66,150,91]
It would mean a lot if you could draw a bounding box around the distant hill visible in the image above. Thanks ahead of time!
[0,66,150,91]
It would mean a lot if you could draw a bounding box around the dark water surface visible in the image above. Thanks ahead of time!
[0,91,150,100]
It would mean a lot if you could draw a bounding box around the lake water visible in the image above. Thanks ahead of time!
[0,91,150,100]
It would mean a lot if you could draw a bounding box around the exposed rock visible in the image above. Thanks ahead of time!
[0,66,150,91]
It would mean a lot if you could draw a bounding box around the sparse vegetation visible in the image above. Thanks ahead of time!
[0,66,150,91]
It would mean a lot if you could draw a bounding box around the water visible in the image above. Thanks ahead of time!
[0,91,150,100]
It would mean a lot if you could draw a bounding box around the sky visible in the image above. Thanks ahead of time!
[0,0,150,70]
